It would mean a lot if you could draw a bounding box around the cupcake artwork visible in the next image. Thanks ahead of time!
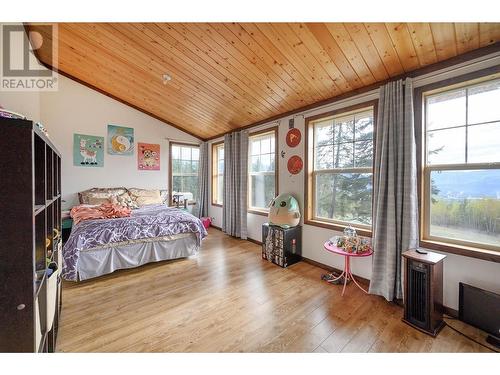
[107,124,134,155]
[138,143,160,170]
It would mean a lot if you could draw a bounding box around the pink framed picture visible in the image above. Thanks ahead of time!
[138,143,160,170]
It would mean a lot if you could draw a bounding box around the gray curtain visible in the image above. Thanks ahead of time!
[222,130,248,239]
[369,78,419,301]
[196,141,209,218]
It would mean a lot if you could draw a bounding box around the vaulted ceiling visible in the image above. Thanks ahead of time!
[27,23,500,140]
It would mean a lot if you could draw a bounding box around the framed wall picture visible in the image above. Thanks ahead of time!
[73,133,104,167]
[138,142,160,170]
[107,124,134,155]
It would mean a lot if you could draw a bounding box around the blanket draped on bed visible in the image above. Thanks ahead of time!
[70,202,131,224]
[62,205,208,281]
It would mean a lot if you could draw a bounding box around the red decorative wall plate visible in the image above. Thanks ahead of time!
[286,128,301,147]
[287,155,303,175]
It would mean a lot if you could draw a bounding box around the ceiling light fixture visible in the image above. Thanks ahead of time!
[162,73,172,84]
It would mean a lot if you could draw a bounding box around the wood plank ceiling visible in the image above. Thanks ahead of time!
[27,23,500,140]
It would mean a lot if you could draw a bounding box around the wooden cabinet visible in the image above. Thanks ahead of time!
[0,117,62,352]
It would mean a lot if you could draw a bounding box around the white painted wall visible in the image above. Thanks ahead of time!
[208,53,500,310]
[0,23,199,209]
[39,75,199,208]
[1,74,199,209]
[0,90,40,121]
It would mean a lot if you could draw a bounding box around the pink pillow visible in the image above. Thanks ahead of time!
[201,217,211,229]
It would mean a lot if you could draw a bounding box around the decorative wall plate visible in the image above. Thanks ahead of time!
[286,128,301,148]
[287,155,303,175]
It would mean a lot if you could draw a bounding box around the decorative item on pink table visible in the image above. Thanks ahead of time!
[331,225,372,254]
[322,226,373,296]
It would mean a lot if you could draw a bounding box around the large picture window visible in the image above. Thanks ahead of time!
[212,142,224,206]
[248,128,278,213]
[170,143,199,204]
[422,77,500,252]
[306,104,375,233]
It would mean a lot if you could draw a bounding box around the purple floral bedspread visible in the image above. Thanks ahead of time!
[62,205,207,281]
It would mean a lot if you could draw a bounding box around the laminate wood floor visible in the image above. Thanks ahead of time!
[57,228,494,353]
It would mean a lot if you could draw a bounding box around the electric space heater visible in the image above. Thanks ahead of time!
[402,249,446,337]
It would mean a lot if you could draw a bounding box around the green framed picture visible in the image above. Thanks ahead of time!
[73,133,104,167]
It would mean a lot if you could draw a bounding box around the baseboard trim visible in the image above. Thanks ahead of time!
[302,257,460,315]
[247,237,262,246]
[214,229,460,316]
[208,226,262,246]
[301,257,371,285]
[442,305,459,318]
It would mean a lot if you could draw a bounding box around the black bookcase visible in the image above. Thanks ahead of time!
[262,223,302,268]
[0,117,62,352]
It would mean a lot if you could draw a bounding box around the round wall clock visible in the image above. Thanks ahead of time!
[286,128,301,148]
[287,155,303,175]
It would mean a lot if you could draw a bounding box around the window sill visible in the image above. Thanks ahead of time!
[304,219,372,237]
[248,208,269,217]
[211,202,223,208]
[419,239,500,263]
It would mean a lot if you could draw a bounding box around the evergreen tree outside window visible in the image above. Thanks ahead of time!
[305,103,376,235]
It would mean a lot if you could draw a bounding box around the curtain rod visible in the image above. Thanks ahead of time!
[294,52,500,119]
[164,137,201,145]
[292,89,378,119]
[413,52,500,86]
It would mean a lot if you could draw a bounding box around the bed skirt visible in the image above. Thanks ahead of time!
[76,233,199,280]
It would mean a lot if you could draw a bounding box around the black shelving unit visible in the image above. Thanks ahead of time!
[262,223,302,268]
[0,117,62,352]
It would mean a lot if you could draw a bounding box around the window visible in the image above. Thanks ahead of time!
[248,128,278,213]
[306,104,375,233]
[212,142,224,206]
[422,77,500,252]
[170,143,199,204]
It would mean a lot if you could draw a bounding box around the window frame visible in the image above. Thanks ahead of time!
[169,141,200,206]
[211,141,224,207]
[247,127,279,216]
[415,66,500,263]
[304,101,378,237]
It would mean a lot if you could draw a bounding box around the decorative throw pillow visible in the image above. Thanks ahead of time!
[127,188,163,207]
[114,192,139,209]
[159,189,169,205]
[85,195,112,205]
[78,187,127,204]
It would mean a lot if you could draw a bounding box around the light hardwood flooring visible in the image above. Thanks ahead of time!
[57,228,494,353]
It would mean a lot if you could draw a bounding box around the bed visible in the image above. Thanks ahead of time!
[62,204,207,281]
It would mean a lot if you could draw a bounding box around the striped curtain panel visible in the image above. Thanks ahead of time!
[369,78,419,301]
[196,141,209,218]
[222,130,249,239]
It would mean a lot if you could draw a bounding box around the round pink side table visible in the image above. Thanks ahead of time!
[323,241,373,296]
